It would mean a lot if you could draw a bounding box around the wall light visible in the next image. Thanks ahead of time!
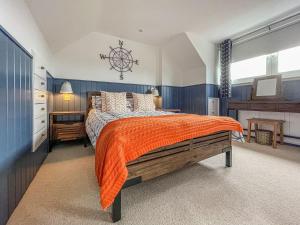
[151,87,159,97]
[60,81,73,101]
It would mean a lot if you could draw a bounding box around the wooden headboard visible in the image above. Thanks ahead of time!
[86,91,133,115]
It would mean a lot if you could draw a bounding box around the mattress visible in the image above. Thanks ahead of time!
[85,109,173,147]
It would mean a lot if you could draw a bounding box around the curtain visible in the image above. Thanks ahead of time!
[219,39,232,98]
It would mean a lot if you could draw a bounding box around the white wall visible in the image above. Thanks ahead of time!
[53,31,215,87]
[161,33,206,86]
[53,32,160,85]
[187,32,217,85]
[0,0,53,72]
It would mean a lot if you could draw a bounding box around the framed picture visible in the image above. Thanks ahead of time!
[251,75,282,101]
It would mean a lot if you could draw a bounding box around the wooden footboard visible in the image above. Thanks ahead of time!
[127,131,231,181]
[111,131,232,222]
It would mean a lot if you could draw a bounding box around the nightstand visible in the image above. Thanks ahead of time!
[162,109,181,113]
[49,111,86,151]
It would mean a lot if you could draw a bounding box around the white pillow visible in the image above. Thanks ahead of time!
[132,93,156,112]
[101,91,127,113]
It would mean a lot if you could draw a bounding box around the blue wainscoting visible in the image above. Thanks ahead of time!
[181,84,219,115]
[231,79,300,102]
[160,85,182,110]
[0,27,48,225]
[181,84,206,114]
[52,79,219,115]
[52,79,154,116]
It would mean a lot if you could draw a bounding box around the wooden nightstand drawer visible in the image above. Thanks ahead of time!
[53,122,85,141]
[49,111,87,151]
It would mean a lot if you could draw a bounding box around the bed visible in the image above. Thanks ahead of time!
[85,91,243,222]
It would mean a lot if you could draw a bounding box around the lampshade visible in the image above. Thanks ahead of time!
[153,96,162,109]
[151,88,159,97]
[60,81,73,94]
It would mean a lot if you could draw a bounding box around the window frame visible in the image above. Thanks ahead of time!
[231,48,300,85]
[231,55,269,84]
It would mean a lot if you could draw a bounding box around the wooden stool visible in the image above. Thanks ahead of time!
[247,118,285,148]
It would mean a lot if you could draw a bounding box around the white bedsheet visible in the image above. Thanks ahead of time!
[85,110,174,147]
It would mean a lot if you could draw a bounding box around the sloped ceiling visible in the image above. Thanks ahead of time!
[26,0,300,52]
[162,34,205,72]
[161,33,207,86]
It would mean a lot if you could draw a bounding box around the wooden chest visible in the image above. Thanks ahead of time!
[53,122,85,141]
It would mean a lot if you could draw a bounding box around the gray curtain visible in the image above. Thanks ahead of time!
[219,39,232,98]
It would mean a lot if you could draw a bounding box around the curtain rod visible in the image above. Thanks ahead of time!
[232,11,300,45]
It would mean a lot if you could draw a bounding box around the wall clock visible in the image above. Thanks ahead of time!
[100,40,139,80]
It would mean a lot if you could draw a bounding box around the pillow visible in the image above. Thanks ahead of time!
[101,91,127,113]
[132,93,156,112]
[91,96,102,110]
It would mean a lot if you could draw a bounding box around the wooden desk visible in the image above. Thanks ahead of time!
[228,100,300,119]
[247,118,285,148]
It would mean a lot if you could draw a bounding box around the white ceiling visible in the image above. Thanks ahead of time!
[26,0,300,52]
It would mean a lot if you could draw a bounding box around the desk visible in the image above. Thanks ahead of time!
[228,100,300,119]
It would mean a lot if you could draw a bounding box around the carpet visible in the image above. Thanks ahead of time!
[7,142,300,225]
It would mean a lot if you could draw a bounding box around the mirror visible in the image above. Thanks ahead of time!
[252,75,282,100]
[256,78,277,96]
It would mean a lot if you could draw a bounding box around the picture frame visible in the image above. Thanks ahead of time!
[251,75,283,101]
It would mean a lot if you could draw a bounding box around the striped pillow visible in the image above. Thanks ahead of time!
[101,91,127,113]
[132,93,156,112]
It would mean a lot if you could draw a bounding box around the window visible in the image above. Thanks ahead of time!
[230,45,300,83]
[278,46,300,73]
[231,55,267,80]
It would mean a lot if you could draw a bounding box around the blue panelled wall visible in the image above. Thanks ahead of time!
[0,27,49,225]
[52,78,219,115]
[52,78,154,118]
[224,79,300,117]
[231,80,300,101]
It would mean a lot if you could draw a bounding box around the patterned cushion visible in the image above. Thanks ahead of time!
[101,91,127,113]
[132,93,156,112]
[92,96,102,110]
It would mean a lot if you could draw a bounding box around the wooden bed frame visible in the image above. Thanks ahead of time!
[86,92,233,223]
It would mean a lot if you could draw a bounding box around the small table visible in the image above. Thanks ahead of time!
[247,118,285,148]
[160,109,181,113]
[49,111,87,151]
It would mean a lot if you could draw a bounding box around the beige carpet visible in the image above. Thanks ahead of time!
[7,142,300,225]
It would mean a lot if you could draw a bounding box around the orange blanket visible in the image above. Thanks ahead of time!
[95,114,243,209]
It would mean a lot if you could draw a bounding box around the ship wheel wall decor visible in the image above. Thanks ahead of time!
[100,40,139,80]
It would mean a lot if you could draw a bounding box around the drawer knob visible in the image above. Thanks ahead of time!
[41,82,45,85]
[41,108,45,111]
[40,95,45,98]
[41,133,46,137]
[41,120,45,124]
[41,66,45,70]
